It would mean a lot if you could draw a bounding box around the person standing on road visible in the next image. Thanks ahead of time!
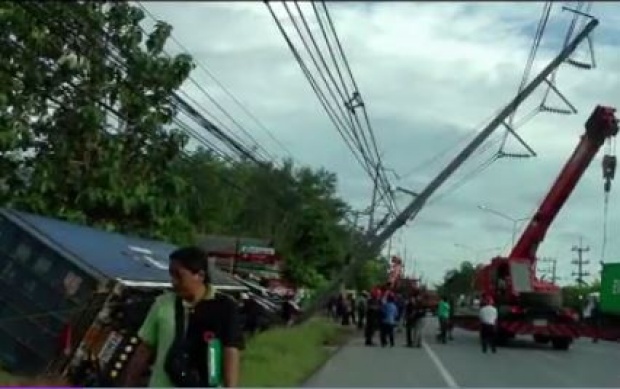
[479,296,498,354]
[356,292,367,330]
[380,293,398,347]
[436,296,450,344]
[447,296,456,341]
[364,289,382,346]
[395,293,406,333]
[405,295,424,348]
[347,294,357,326]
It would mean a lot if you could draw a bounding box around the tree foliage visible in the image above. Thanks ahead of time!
[561,280,600,311]
[0,2,382,288]
[437,261,479,298]
[172,149,364,287]
[1,2,195,243]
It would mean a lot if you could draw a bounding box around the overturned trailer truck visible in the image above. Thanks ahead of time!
[0,208,248,385]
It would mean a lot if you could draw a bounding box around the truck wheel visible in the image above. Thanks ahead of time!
[551,337,571,350]
[534,335,550,344]
[496,330,513,346]
[519,291,562,309]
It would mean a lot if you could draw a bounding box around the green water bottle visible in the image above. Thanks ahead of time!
[207,338,223,387]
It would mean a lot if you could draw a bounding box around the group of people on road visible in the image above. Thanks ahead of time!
[328,289,500,355]
[328,289,428,348]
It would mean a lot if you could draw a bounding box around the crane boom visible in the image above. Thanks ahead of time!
[510,106,618,261]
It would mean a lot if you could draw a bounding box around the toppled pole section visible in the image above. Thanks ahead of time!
[297,18,599,323]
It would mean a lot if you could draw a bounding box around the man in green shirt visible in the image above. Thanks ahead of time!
[123,246,244,387]
[436,296,450,344]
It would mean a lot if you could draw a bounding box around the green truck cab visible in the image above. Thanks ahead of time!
[600,263,620,315]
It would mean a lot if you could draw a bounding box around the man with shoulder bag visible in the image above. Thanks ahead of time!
[124,246,245,387]
[405,295,425,348]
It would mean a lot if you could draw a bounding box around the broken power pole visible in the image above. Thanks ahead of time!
[296,18,600,323]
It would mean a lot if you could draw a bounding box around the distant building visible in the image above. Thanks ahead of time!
[197,234,283,280]
[0,209,246,374]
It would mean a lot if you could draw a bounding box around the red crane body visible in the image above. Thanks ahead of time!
[510,105,618,261]
[475,105,618,308]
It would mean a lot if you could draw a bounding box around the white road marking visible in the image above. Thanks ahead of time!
[422,341,459,388]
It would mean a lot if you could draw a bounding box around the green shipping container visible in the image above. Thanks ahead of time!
[600,263,620,315]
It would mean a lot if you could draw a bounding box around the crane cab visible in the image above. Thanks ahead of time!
[475,257,535,305]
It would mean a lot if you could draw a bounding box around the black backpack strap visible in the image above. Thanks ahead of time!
[174,296,186,340]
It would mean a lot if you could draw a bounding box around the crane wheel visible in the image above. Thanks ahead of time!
[519,291,562,309]
[551,337,571,350]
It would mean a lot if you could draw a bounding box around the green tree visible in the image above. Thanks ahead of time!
[351,256,389,291]
[1,2,382,291]
[0,2,195,243]
[437,261,478,297]
[171,150,360,287]
[561,280,600,311]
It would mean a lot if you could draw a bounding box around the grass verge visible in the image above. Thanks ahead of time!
[0,370,13,385]
[0,318,352,387]
[240,317,353,387]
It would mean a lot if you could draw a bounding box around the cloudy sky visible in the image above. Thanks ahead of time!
[140,1,620,285]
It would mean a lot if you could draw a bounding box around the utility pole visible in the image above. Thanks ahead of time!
[372,19,598,244]
[539,257,558,284]
[572,237,591,285]
[367,163,380,233]
[296,18,599,323]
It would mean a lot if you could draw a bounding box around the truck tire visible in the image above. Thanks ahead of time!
[496,329,514,346]
[551,337,571,350]
[519,291,562,309]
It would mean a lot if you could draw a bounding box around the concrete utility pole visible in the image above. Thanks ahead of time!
[296,18,599,323]
[572,237,591,285]
[539,257,559,284]
[366,163,380,233]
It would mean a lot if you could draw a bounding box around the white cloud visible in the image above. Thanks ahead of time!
[141,1,620,285]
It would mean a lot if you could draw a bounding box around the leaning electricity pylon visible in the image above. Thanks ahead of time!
[297,18,599,323]
[499,6,598,160]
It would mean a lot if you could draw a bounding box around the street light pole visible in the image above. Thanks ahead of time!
[477,205,529,247]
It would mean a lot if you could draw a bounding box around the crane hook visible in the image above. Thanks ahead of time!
[602,154,616,193]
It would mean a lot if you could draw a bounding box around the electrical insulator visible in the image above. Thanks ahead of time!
[602,154,617,180]
[566,58,593,70]
[540,105,572,115]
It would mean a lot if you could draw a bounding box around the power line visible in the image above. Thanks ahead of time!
[11,2,266,195]
[130,4,276,164]
[266,1,397,216]
[264,1,396,214]
[318,1,398,213]
[136,2,296,162]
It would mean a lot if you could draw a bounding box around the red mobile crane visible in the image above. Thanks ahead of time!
[454,106,618,350]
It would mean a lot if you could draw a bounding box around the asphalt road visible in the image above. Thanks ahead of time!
[305,318,620,387]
